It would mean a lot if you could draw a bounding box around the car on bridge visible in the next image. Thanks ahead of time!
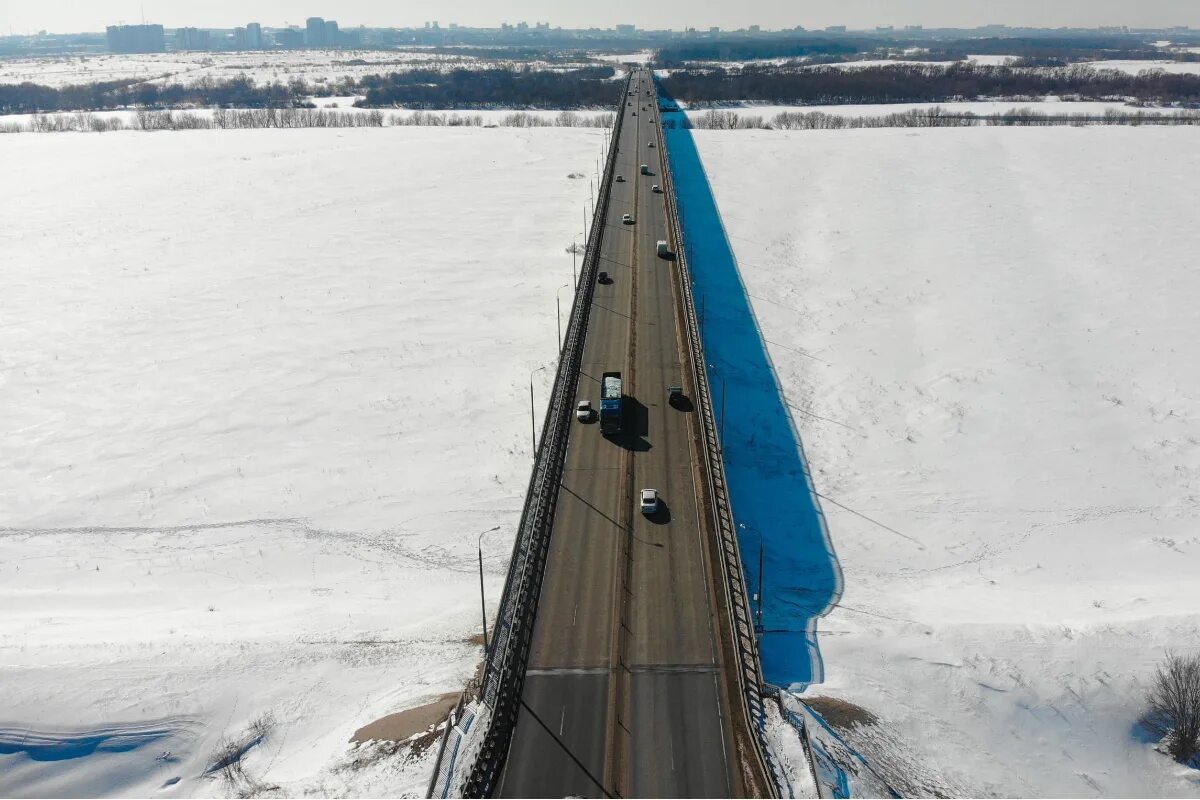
[640,488,660,515]
[652,184,662,193]
[616,175,625,182]
[622,213,634,225]
[576,400,594,422]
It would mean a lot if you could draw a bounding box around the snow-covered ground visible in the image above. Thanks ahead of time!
[966,54,1017,66]
[1086,59,1200,75]
[0,125,603,796]
[677,98,1176,123]
[0,49,615,89]
[0,50,483,87]
[814,59,958,70]
[593,50,653,65]
[0,108,615,136]
[688,125,1200,796]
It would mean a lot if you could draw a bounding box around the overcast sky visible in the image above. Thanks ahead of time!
[1,0,1197,34]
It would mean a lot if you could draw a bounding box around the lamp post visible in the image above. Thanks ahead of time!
[477,525,502,652]
[556,283,571,349]
[529,365,546,456]
[572,231,584,287]
[720,376,727,446]
[739,523,765,638]
[708,362,727,449]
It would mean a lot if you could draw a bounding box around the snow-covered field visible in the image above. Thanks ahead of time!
[1087,59,1200,75]
[966,54,1017,66]
[0,125,602,796]
[678,98,1175,122]
[691,126,1200,796]
[593,50,653,65]
[0,49,615,88]
[0,106,616,133]
[0,50,482,87]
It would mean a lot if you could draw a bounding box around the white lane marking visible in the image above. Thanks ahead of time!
[559,705,567,736]
[573,602,578,627]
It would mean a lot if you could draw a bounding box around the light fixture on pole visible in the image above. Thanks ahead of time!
[477,525,502,652]
[529,365,547,456]
[556,283,571,349]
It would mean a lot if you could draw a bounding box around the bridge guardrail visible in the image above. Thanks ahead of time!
[430,72,633,799]
[652,87,785,798]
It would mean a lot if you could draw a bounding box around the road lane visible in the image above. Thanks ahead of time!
[497,68,740,799]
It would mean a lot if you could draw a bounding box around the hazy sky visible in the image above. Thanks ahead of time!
[1,0,1197,34]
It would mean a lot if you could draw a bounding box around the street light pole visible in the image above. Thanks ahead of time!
[720,377,727,446]
[556,283,570,349]
[758,536,764,634]
[529,365,546,456]
[740,523,765,637]
[572,231,584,288]
[477,525,501,653]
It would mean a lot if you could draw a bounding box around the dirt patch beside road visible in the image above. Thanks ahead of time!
[351,692,459,744]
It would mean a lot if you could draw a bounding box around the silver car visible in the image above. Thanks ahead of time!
[640,488,659,515]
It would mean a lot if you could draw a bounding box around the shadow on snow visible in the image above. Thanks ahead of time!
[664,116,844,690]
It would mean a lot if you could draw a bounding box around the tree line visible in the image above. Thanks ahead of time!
[355,65,621,108]
[653,34,1196,68]
[668,105,1200,130]
[654,38,860,66]
[0,107,617,134]
[0,66,624,114]
[658,62,1200,106]
[0,75,310,114]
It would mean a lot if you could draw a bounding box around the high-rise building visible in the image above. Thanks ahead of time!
[246,22,263,49]
[305,17,326,47]
[274,27,304,48]
[325,20,340,45]
[615,24,636,35]
[106,24,165,53]
[176,27,211,50]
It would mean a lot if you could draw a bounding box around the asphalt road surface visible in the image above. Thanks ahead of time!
[497,68,742,799]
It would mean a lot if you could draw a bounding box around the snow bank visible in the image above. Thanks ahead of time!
[0,50,482,88]
[0,125,602,796]
[685,125,1200,796]
[677,99,1175,120]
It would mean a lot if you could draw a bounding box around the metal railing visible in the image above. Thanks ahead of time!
[651,86,786,798]
[438,72,633,799]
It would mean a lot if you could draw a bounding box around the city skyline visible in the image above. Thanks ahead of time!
[3,0,1199,35]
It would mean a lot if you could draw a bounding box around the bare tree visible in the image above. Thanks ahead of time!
[1146,651,1200,763]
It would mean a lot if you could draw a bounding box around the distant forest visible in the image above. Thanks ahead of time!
[6,61,1200,116]
[0,76,307,114]
[355,66,622,108]
[0,66,623,114]
[653,35,1200,67]
[654,38,860,66]
[658,63,1200,106]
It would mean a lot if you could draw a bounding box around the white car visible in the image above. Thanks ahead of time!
[651,184,662,193]
[622,213,634,225]
[648,141,655,148]
[576,400,593,421]
[640,488,660,515]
